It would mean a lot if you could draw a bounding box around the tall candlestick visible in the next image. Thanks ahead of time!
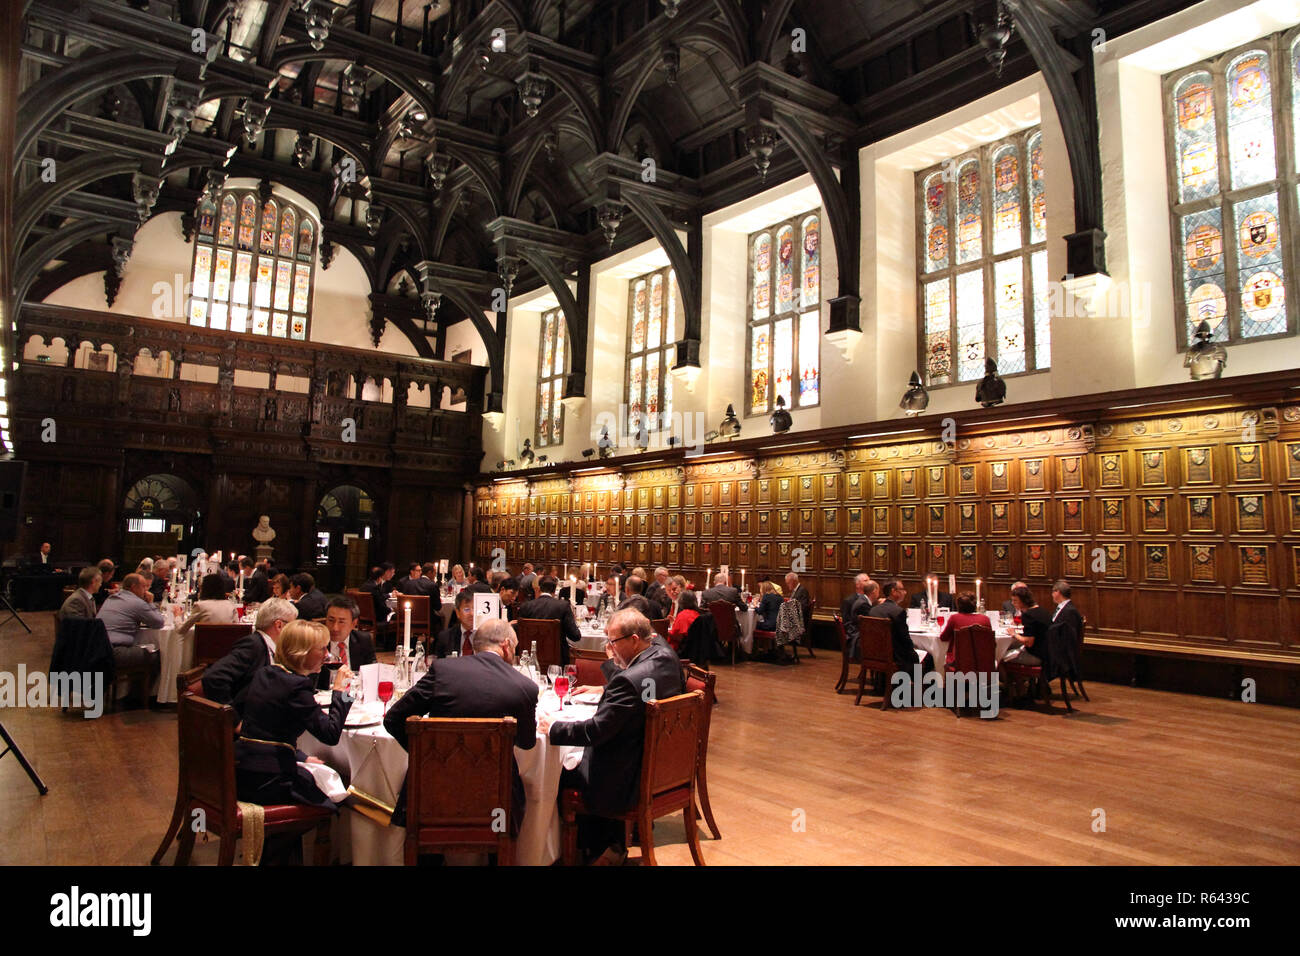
[705,567,711,590]
[975,578,982,604]
[948,574,956,596]
[403,602,412,658]
[740,569,745,593]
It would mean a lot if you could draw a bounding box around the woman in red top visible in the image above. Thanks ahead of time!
[937,592,994,665]
[667,589,700,652]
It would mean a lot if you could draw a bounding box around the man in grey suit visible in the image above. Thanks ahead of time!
[702,572,745,613]
[60,566,102,621]
[96,573,164,679]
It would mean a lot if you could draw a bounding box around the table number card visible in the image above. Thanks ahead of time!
[1187,495,1215,532]
[1100,453,1123,488]
[959,544,977,576]
[473,592,504,630]
[1061,499,1084,533]
[874,543,891,572]
[928,503,946,534]
[991,544,1011,576]
[1023,458,1046,492]
[848,507,864,535]
[990,461,1010,493]
[1062,544,1085,578]
[1144,545,1170,581]
[1232,444,1263,482]
[899,468,917,497]
[899,505,918,535]
[959,503,977,534]
[1024,500,1046,533]
[1189,544,1217,583]
[1104,544,1127,580]
[1142,497,1168,533]
[1235,494,1266,533]
[899,544,917,573]
[958,465,977,495]
[1059,455,1084,490]
[1239,545,1269,585]
[928,466,946,496]
[1025,543,1047,577]
[991,502,1010,533]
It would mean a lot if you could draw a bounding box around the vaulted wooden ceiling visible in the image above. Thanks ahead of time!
[10,0,1190,408]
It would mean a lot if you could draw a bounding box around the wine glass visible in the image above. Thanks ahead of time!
[377,680,394,713]
[553,674,570,707]
[547,665,561,689]
[565,665,578,701]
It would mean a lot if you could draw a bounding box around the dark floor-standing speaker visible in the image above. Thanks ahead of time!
[0,460,27,543]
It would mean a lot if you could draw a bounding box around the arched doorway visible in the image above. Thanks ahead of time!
[314,484,377,592]
[122,474,202,571]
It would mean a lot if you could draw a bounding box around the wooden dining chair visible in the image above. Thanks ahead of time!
[403,716,517,865]
[832,614,869,695]
[152,694,333,866]
[946,623,997,717]
[345,588,376,630]
[797,594,817,659]
[682,665,720,841]
[152,663,210,861]
[394,594,432,644]
[854,615,897,709]
[516,618,563,670]
[192,623,254,667]
[561,691,707,866]
[572,646,607,687]
[650,617,670,641]
[707,600,740,666]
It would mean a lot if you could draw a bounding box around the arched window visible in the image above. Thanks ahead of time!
[1165,31,1299,347]
[747,211,821,416]
[189,188,316,340]
[626,265,677,437]
[916,127,1047,385]
[537,308,566,447]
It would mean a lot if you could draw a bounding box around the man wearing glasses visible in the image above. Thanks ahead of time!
[539,609,683,865]
[201,597,299,716]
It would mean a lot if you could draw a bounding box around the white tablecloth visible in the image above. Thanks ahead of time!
[137,627,190,704]
[299,695,589,865]
[738,607,757,653]
[908,619,1018,683]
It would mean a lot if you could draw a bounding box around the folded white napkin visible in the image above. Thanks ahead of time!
[299,760,347,803]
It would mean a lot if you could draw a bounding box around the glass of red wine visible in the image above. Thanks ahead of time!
[553,675,570,708]
[377,680,394,712]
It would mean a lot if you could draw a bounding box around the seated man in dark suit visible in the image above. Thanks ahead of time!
[148,563,170,603]
[645,567,670,609]
[384,618,539,827]
[702,572,745,613]
[288,573,328,621]
[432,589,475,658]
[868,579,930,675]
[616,575,652,617]
[1001,580,1028,616]
[496,576,522,621]
[540,609,684,865]
[515,576,579,664]
[316,596,377,689]
[361,563,394,599]
[556,577,587,607]
[842,578,879,660]
[93,559,119,608]
[419,562,444,613]
[240,555,270,604]
[201,597,298,715]
[1005,585,1052,667]
[465,566,493,595]
[394,562,425,596]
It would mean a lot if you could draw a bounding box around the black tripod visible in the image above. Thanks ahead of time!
[0,590,31,633]
[0,721,47,794]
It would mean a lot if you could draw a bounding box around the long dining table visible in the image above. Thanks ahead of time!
[297,688,594,865]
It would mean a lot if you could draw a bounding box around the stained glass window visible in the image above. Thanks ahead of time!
[915,127,1047,385]
[536,308,567,447]
[747,210,822,415]
[189,188,316,339]
[625,266,677,436]
[1166,31,1299,346]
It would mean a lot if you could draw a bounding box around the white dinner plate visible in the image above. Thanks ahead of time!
[572,691,602,705]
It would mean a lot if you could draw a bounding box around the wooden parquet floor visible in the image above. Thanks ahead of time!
[3,615,1298,865]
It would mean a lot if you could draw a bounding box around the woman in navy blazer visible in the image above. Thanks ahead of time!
[234,620,353,810]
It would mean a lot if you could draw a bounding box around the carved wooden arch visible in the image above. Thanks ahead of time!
[258,0,295,65]
[442,143,505,215]
[271,44,438,123]
[434,5,528,115]
[607,22,748,149]
[370,200,430,263]
[621,192,701,345]
[771,112,858,294]
[16,51,183,160]
[505,133,550,217]
[532,64,605,155]
[439,284,505,401]
[16,221,116,305]
[319,230,381,289]
[13,155,141,247]
[712,0,751,63]
[515,246,586,398]
[257,121,372,173]
[755,0,799,64]
[27,257,113,304]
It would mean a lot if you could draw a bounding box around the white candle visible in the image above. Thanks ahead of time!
[569,576,577,612]
[238,570,244,593]
[975,578,982,604]
[740,569,745,592]
[403,601,412,657]
[705,567,711,590]
[948,574,956,596]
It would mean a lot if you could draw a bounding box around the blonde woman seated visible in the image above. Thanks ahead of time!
[177,573,238,635]
[234,620,353,815]
[449,563,468,586]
